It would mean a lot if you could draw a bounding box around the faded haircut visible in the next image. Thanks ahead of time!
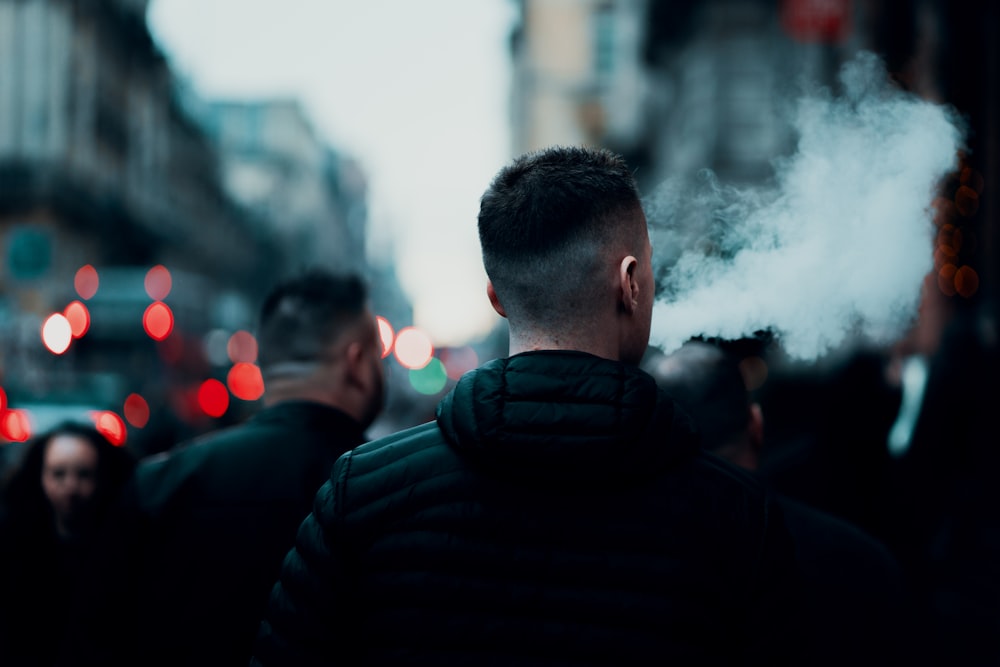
[257,268,369,369]
[477,145,644,327]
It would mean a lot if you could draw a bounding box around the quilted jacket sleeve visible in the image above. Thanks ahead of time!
[250,454,358,667]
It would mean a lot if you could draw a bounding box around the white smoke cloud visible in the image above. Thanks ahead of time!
[646,51,966,361]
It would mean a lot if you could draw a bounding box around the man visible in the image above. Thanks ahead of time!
[250,146,795,666]
[645,340,907,666]
[61,269,386,667]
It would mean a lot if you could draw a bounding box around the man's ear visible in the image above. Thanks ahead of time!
[619,255,639,314]
[487,281,507,318]
[344,341,368,390]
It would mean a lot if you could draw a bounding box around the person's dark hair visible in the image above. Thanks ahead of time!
[257,268,369,369]
[478,145,644,327]
[0,421,136,538]
[646,342,751,451]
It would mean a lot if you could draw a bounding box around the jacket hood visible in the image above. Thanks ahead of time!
[436,350,699,488]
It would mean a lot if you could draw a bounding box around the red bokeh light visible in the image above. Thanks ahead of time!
[227,363,265,401]
[144,265,172,300]
[227,330,258,363]
[74,264,99,300]
[123,393,151,428]
[197,379,230,418]
[1,409,32,442]
[0,386,6,413]
[90,410,127,446]
[376,316,395,359]
[143,301,174,341]
[64,300,91,338]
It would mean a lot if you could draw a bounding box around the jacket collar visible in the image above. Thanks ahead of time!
[251,400,367,442]
[436,351,699,488]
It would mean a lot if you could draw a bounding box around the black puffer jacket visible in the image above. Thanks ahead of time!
[252,351,795,666]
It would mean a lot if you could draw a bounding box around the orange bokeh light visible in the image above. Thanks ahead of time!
[41,313,73,355]
[197,379,229,418]
[937,264,958,297]
[954,186,980,217]
[954,265,979,298]
[227,330,258,364]
[123,393,151,428]
[74,264,99,300]
[90,410,127,446]
[1,409,32,442]
[145,264,172,300]
[64,300,91,338]
[393,327,434,369]
[376,316,395,359]
[143,301,174,341]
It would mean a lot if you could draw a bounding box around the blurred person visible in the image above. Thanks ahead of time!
[645,340,907,666]
[250,146,796,667]
[880,302,1000,666]
[0,421,135,667]
[60,268,386,667]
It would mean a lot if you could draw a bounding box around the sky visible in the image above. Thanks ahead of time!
[147,0,517,347]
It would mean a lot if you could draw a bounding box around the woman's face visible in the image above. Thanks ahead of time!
[40,435,99,537]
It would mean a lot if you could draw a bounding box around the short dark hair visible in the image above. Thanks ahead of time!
[478,145,644,327]
[646,342,751,451]
[257,269,369,368]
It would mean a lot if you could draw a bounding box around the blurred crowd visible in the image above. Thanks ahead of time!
[0,145,998,667]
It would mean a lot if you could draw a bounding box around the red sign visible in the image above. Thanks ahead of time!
[781,0,852,43]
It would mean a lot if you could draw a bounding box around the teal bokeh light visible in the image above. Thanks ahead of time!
[408,357,448,395]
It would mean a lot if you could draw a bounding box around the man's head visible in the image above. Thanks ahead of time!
[478,145,653,364]
[257,269,385,429]
[644,341,763,470]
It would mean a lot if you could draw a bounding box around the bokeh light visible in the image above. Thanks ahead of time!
[90,410,127,446]
[954,186,980,217]
[937,263,958,296]
[376,316,395,359]
[955,265,979,298]
[203,329,231,366]
[227,330,258,363]
[197,379,230,418]
[41,313,73,354]
[157,331,184,365]
[439,346,479,380]
[0,386,6,412]
[64,300,91,338]
[0,409,32,442]
[144,264,172,300]
[409,358,448,395]
[143,301,174,341]
[393,326,434,369]
[124,393,151,428]
[74,264,99,300]
[227,362,265,401]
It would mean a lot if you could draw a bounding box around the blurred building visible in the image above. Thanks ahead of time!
[509,0,858,190]
[0,0,287,446]
[196,98,367,275]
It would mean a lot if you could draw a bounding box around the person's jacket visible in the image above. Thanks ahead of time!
[251,351,796,667]
[59,401,367,667]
